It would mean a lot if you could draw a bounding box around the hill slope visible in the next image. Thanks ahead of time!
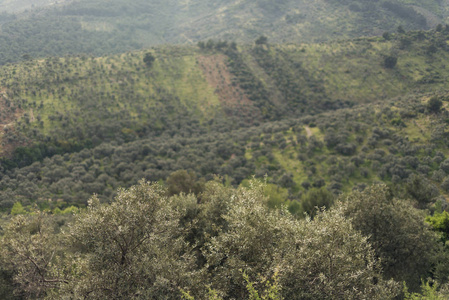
[1,30,449,210]
[0,0,64,13]
[0,0,446,64]
[2,29,449,160]
[1,88,448,212]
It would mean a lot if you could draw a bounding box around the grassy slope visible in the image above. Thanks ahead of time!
[234,29,449,113]
[1,89,448,212]
[0,47,226,156]
[247,92,449,214]
[2,29,449,156]
[1,30,449,209]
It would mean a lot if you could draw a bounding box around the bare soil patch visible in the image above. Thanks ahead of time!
[198,54,262,123]
[305,126,313,138]
[0,89,25,157]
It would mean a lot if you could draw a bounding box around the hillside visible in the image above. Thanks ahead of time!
[0,0,64,13]
[0,0,447,64]
[2,28,449,156]
[1,88,448,211]
[0,29,449,212]
[3,11,449,299]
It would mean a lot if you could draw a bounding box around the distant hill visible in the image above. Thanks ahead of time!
[0,0,64,13]
[0,0,446,64]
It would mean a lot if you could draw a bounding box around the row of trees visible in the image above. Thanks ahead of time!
[2,28,449,173]
[0,90,448,215]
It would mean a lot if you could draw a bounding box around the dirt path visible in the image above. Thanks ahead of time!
[29,108,35,122]
[0,87,24,156]
[305,125,313,138]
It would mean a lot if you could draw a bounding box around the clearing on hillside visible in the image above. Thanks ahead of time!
[198,54,262,123]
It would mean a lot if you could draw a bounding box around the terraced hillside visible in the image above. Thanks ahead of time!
[1,87,448,214]
[4,2,449,299]
[0,30,449,212]
[0,29,447,160]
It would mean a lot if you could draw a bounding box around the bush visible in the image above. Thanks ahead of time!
[428,97,443,114]
[143,52,155,68]
[343,184,437,290]
[384,56,398,68]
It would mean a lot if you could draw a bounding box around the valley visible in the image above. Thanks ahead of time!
[1,1,449,298]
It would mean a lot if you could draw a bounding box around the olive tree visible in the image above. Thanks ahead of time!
[343,184,438,290]
[0,212,68,298]
[203,181,399,299]
[62,180,201,299]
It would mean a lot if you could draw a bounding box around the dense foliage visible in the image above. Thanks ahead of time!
[0,180,412,299]
[2,30,449,214]
[0,15,449,299]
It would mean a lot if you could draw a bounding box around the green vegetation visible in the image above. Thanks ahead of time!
[1,5,449,297]
[4,180,449,298]
[0,180,406,299]
[0,0,56,13]
[0,0,447,64]
[2,30,449,213]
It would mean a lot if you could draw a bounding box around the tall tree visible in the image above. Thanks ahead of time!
[342,184,437,290]
[63,180,201,299]
[203,181,399,299]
